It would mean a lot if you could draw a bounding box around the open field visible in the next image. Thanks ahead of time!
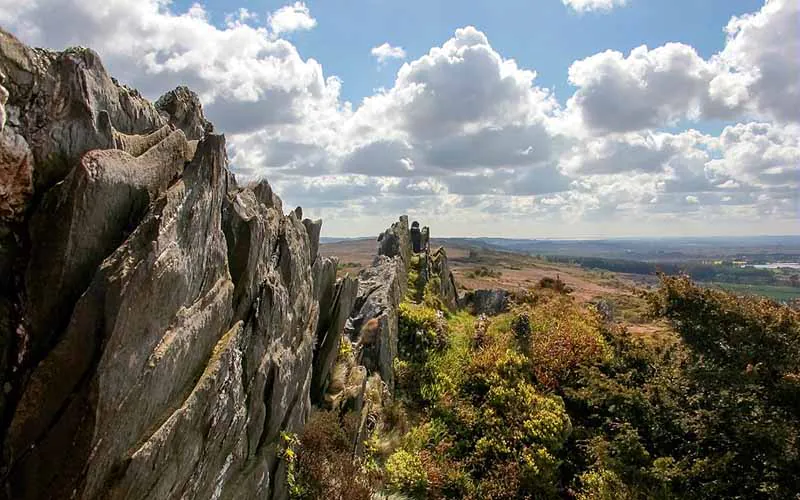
[320,238,676,342]
[710,282,800,301]
[321,238,635,303]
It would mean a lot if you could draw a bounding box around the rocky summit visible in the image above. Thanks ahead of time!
[0,29,457,500]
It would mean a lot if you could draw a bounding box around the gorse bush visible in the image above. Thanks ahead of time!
[388,299,587,498]
[307,272,800,498]
[383,276,800,498]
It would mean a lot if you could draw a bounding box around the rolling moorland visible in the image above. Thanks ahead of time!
[1,26,799,500]
[324,236,800,304]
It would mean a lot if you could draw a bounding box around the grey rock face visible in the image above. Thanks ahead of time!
[25,130,192,360]
[310,258,358,403]
[377,215,412,270]
[410,220,421,253]
[0,29,465,500]
[0,30,338,500]
[0,29,167,192]
[347,255,407,392]
[0,123,33,223]
[463,289,510,316]
[302,217,322,266]
[155,85,212,140]
[430,247,459,311]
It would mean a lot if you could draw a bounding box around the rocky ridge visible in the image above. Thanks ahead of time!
[0,30,460,499]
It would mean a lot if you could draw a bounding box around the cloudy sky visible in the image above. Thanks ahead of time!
[2,0,797,237]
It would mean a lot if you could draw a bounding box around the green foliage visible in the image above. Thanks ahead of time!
[423,276,445,310]
[575,468,634,500]
[515,295,609,389]
[308,272,800,499]
[398,302,448,362]
[406,253,426,302]
[647,275,800,498]
[559,276,800,499]
[278,432,303,499]
[389,299,585,498]
[385,449,428,495]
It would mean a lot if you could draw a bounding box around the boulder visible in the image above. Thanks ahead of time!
[463,289,510,316]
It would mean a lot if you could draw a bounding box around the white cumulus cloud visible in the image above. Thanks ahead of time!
[0,0,797,236]
[371,42,406,64]
[267,2,317,35]
[562,0,628,13]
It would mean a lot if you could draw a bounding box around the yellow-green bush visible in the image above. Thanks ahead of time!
[385,449,428,495]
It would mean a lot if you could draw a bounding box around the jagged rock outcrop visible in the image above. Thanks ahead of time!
[310,258,358,403]
[346,255,407,392]
[156,85,213,141]
[430,247,459,311]
[0,30,167,192]
[0,30,349,500]
[463,289,510,316]
[25,130,192,360]
[302,218,322,266]
[0,29,464,500]
[377,214,412,270]
[0,74,7,132]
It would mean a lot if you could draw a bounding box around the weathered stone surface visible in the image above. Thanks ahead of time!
[0,29,336,500]
[0,29,167,191]
[5,132,324,500]
[377,215,412,271]
[0,77,7,132]
[252,178,283,212]
[0,28,469,500]
[311,261,358,403]
[98,111,174,157]
[303,218,322,266]
[155,85,211,141]
[410,220,421,253]
[6,135,233,499]
[0,126,33,223]
[463,289,510,316]
[421,226,430,253]
[24,130,191,359]
[430,247,459,311]
[346,255,407,391]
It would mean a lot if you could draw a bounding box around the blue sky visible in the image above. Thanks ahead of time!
[2,0,798,237]
[170,0,764,105]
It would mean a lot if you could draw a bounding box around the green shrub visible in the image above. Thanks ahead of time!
[385,449,428,495]
[398,302,448,361]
